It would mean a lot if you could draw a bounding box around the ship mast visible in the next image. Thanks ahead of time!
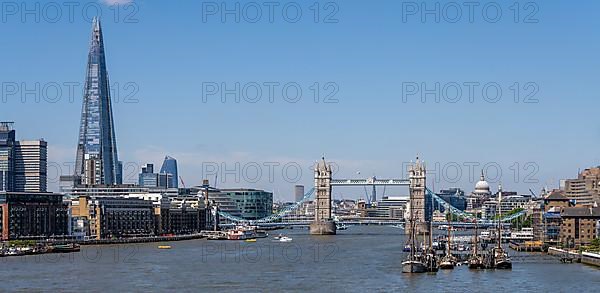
[497,185,502,249]
[410,199,416,261]
[474,220,478,256]
[447,221,452,256]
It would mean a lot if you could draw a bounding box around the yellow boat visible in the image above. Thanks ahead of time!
[158,245,172,249]
[245,239,257,243]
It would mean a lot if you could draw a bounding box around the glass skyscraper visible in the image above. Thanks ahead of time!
[0,122,48,192]
[74,18,121,185]
[159,156,178,188]
[0,122,16,191]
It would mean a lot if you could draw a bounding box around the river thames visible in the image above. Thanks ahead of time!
[1,226,599,292]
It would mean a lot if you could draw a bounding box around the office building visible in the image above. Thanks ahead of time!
[435,188,467,211]
[0,122,48,193]
[14,140,47,192]
[221,189,273,220]
[294,185,305,202]
[483,194,531,219]
[564,167,600,206]
[73,18,122,186]
[196,186,273,221]
[0,192,69,240]
[139,163,173,189]
[0,122,16,192]
[159,156,178,188]
[375,196,408,219]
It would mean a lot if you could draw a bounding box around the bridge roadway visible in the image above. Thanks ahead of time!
[220,220,507,229]
[330,178,408,186]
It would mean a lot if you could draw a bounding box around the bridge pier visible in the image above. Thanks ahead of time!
[309,220,336,235]
[311,157,336,235]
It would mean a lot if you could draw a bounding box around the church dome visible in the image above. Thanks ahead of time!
[473,171,490,195]
[475,180,489,191]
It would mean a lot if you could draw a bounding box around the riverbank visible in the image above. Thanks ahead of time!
[74,233,205,246]
[1,233,206,258]
[582,252,600,267]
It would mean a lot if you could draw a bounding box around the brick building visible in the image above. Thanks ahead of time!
[559,207,600,248]
[71,196,155,239]
[0,192,69,240]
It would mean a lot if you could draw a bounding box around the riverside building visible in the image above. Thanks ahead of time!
[0,122,48,193]
[0,192,69,240]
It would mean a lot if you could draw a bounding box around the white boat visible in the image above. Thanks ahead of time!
[278,236,293,242]
[336,223,348,230]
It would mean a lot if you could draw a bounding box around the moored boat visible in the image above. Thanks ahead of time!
[439,255,456,270]
[402,260,428,273]
[51,243,81,253]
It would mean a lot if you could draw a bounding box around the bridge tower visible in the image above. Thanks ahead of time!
[408,156,428,234]
[310,157,336,235]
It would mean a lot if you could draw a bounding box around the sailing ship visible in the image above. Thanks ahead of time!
[439,221,456,269]
[484,185,512,269]
[424,220,439,272]
[468,221,485,269]
[402,202,427,273]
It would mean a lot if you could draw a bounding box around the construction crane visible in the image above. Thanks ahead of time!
[528,188,537,198]
[179,176,186,189]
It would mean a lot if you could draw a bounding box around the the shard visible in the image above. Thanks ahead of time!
[74,18,121,185]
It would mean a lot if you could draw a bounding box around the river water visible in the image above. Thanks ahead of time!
[1,226,599,292]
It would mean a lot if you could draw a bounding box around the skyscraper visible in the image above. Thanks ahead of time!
[0,122,48,192]
[14,140,47,192]
[74,18,121,185]
[294,185,304,202]
[0,122,16,192]
[159,156,178,188]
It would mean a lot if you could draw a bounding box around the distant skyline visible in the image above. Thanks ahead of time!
[1,0,599,200]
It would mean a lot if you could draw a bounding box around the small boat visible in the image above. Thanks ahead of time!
[245,239,257,243]
[52,243,81,253]
[278,236,293,242]
[158,245,172,249]
[336,223,348,230]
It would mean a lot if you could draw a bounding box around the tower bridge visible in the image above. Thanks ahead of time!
[217,156,525,235]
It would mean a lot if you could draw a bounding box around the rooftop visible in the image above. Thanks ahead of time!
[545,191,569,201]
[561,207,600,218]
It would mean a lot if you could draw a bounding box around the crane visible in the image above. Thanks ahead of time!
[179,176,186,189]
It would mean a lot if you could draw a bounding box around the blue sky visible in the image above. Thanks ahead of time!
[1,0,599,200]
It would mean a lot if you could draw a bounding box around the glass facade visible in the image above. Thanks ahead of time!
[74,18,121,185]
[139,163,172,189]
[0,122,16,192]
[221,189,273,220]
[159,156,178,188]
